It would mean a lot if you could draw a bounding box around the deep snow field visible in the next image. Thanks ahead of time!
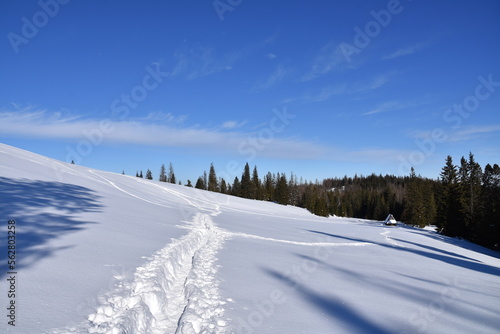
[0,143,499,334]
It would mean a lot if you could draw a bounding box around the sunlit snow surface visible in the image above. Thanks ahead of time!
[0,143,499,334]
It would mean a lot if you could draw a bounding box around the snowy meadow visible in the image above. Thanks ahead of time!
[1,143,499,334]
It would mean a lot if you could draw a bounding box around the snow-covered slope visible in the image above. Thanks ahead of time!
[0,143,499,334]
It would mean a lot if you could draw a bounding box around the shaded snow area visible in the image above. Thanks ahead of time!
[1,143,500,334]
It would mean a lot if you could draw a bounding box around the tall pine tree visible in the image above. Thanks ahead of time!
[168,163,176,184]
[402,168,427,227]
[159,164,167,182]
[275,173,289,205]
[437,156,461,235]
[252,166,261,200]
[208,163,218,192]
[481,163,500,248]
[458,153,483,240]
[264,172,275,201]
[220,178,227,194]
[232,177,241,197]
[240,163,255,199]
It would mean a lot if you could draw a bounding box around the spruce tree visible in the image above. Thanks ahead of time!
[220,178,227,194]
[146,169,153,180]
[208,163,218,192]
[232,177,241,197]
[203,171,208,190]
[195,177,205,189]
[481,163,500,248]
[264,172,275,201]
[422,180,437,227]
[373,197,389,221]
[168,163,176,184]
[159,164,167,182]
[458,153,482,240]
[240,163,255,199]
[468,153,482,240]
[437,156,461,236]
[252,166,261,200]
[275,173,289,205]
[402,168,427,227]
[288,172,300,206]
[314,195,329,217]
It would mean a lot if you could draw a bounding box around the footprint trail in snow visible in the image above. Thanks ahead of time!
[85,212,229,334]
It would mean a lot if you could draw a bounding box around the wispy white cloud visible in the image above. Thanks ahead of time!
[410,124,500,143]
[267,53,277,59]
[285,85,347,104]
[363,101,400,115]
[253,65,290,90]
[309,85,347,102]
[362,100,417,116]
[448,125,500,142]
[302,41,347,81]
[286,73,392,104]
[0,109,327,160]
[138,111,187,124]
[220,120,247,129]
[344,73,394,95]
[367,74,391,90]
[170,43,235,80]
[383,42,429,60]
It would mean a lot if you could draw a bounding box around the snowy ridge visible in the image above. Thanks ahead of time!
[83,212,228,334]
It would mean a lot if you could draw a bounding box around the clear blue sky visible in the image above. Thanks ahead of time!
[1,0,500,183]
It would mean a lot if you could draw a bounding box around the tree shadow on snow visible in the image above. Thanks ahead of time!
[406,230,500,259]
[306,229,500,277]
[262,267,391,334]
[306,229,371,244]
[0,177,102,278]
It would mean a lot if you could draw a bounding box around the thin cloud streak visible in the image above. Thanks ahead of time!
[447,125,500,142]
[383,42,429,60]
[253,65,290,90]
[286,73,393,105]
[410,124,500,145]
[0,110,327,160]
[362,99,419,116]
[170,43,235,80]
[221,120,247,129]
[302,41,347,81]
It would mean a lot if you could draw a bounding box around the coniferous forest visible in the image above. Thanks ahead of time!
[134,153,499,251]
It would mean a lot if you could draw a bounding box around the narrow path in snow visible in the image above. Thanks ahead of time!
[227,231,374,247]
[86,212,229,334]
[381,228,405,247]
